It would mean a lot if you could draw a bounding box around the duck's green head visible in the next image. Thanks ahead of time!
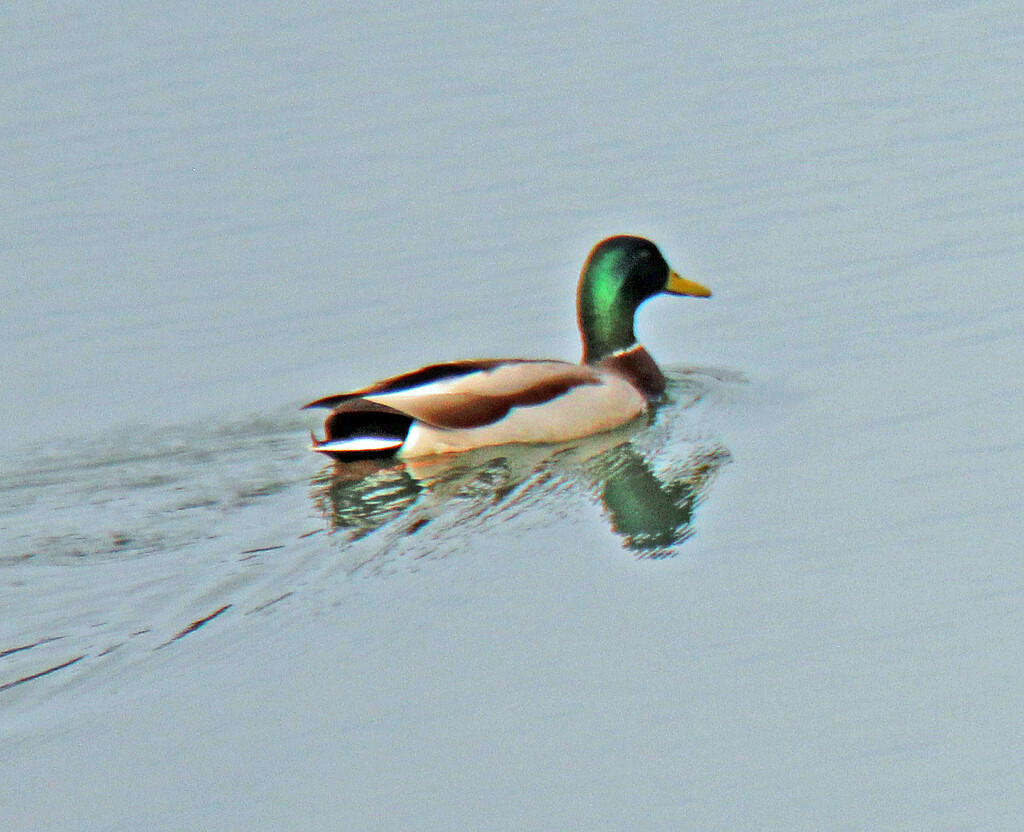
[577,235,711,363]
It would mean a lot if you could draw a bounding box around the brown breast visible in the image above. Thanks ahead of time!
[596,345,666,399]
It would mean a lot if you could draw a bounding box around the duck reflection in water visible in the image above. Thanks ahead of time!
[311,414,729,558]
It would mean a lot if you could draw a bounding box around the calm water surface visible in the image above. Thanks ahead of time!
[2,1,1024,829]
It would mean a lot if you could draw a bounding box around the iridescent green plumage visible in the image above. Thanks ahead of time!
[577,236,675,362]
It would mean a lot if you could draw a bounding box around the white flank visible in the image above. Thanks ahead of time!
[398,372,646,458]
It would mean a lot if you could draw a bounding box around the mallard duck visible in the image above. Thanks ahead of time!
[305,235,711,459]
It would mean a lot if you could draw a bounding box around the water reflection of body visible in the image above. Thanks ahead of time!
[311,405,729,558]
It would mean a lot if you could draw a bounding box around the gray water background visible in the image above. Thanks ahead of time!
[2,1,1024,829]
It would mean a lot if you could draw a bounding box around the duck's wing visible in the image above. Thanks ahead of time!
[305,359,602,430]
[303,359,511,410]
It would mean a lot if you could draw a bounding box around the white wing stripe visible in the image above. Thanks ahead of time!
[314,437,404,453]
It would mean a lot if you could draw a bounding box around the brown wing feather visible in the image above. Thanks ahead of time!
[303,359,535,410]
[382,374,599,429]
[322,361,603,430]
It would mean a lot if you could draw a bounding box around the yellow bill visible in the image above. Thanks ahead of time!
[664,270,712,298]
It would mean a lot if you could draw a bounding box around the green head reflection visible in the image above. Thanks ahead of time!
[586,443,727,556]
